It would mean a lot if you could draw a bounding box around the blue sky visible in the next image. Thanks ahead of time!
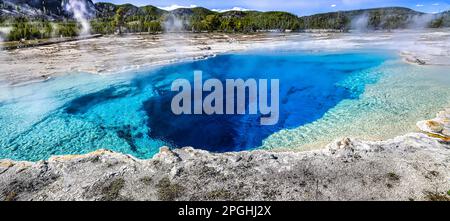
[93,0,450,15]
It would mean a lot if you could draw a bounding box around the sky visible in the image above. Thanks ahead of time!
[93,0,450,16]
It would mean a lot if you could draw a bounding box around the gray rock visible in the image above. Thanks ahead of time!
[1,133,449,201]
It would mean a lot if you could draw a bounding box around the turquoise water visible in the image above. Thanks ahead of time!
[1,50,448,161]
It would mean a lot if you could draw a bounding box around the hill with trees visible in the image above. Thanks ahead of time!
[1,1,449,42]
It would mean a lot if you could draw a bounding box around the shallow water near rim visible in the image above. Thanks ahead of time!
[0,50,449,161]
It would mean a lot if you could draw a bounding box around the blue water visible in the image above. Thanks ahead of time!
[0,51,391,161]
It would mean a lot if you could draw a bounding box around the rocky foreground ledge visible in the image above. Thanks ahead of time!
[0,131,449,201]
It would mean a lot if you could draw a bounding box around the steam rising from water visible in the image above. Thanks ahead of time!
[408,14,437,29]
[161,14,189,59]
[0,27,11,43]
[0,26,11,54]
[351,13,370,32]
[65,0,92,36]
[163,14,186,33]
[350,13,441,32]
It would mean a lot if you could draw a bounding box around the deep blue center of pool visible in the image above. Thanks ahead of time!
[0,51,391,160]
[65,52,387,151]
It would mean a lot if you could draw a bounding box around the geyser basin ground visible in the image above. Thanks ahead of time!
[0,50,449,161]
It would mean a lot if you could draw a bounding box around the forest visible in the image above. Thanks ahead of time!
[1,3,449,42]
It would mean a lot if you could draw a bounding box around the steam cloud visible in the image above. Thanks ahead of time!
[64,0,92,36]
[351,13,370,32]
[350,12,441,32]
[0,27,12,49]
[408,14,437,29]
[163,14,186,33]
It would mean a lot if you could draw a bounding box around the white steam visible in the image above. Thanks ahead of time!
[408,14,437,29]
[161,14,190,61]
[0,26,12,49]
[64,0,92,36]
[163,14,186,33]
[351,13,369,32]
[350,12,441,32]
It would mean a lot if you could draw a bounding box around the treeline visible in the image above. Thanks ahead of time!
[91,3,165,34]
[300,13,350,30]
[429,11,450,28]
[90,7,301,34]
[88,5,450,34]
[302,7,450,30]
[302,7,428,30]
[191,11,301,32]
[1,5,449,42]
[1,18,79,41]
[0,3,304,41]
